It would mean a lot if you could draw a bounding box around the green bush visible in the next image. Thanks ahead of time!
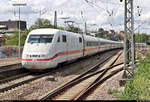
[119,51,150,100]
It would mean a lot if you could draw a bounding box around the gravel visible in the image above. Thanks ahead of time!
[0,58,21,67]
[85,71,124,100]
[85,52,124,100]
[0,49,120,100]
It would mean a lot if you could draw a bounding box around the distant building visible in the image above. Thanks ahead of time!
[0,20,27,35]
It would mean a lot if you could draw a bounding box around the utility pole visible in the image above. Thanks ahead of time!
[12,3,27,57]
[54,11,57,28]
[81,11,87,34]
[123,0,135,78]
[85,22,87,34]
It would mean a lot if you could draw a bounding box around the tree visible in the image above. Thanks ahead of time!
[98,28,105,33]
[95,28,109,39]
[4,18,66,46]
[5,19,54,46]
[6,29,20,46]
[0,39,3,46]
[29,18,54,30]
[5,29,28,46]
[135,33,148,43]
[95,28,104,38]
[66,26,82,34]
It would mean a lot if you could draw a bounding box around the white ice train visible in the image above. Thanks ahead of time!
[22,28,123,71]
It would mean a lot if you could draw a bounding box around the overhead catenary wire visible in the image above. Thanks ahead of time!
[84,0,105,15]
[83,0,124,29]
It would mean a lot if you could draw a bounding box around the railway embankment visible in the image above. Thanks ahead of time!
[119,48,150,100]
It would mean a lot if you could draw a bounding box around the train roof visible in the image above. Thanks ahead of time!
[29,28,82,36]
[29,28,122,43]
[29,28,59,35]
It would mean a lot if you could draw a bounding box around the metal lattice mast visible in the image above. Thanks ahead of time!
[123,0,135,78]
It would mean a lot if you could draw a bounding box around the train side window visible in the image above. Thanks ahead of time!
[62,35,67,42]
[99,42,101,46]
[79,37,82,43]
[57,36,60,42]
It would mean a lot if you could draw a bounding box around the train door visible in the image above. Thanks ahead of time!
[82,34,85,56]
[55,32,67,63]
[55,34,61,63]
[62,33,68,62]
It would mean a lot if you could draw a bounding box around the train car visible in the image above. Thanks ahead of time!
[22,28,122,71]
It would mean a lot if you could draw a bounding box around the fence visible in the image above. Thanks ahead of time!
[0,46,23,58]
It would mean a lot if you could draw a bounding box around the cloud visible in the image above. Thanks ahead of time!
[0,0,150,34]
[140,12,150,21]
[96,12,109,24]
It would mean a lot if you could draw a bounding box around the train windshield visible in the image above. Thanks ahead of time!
[28,35,54,43]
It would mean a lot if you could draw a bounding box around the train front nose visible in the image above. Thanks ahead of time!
[21,53,50,70]
[22,53,57,71]
[22,60,51,70]
[22,33,55,71]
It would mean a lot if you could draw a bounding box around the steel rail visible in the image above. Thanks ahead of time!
[0,64,22,75]
[0,49,120,94]
[74,67,123,100]
[40,50,121,100]
[0,72,29,84]
[0,63,21,71]
[73,52,122,100]
[0,68,59,93]
[0,66,28,82]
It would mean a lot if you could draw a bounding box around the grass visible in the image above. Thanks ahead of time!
[118,48,150,100]
[107,89,121,95]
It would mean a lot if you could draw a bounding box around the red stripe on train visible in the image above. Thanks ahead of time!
[22,46,113,61]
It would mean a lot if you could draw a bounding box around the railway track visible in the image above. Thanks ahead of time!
[40,51,123,100]
[0,69,57,93]
[0,63,21,71]
[0,64,28,82]
[0,49,121,96]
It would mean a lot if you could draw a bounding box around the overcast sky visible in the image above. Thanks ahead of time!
[0,0,150,34]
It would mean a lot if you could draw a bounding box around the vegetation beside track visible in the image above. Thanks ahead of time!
[119,48,150,100]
